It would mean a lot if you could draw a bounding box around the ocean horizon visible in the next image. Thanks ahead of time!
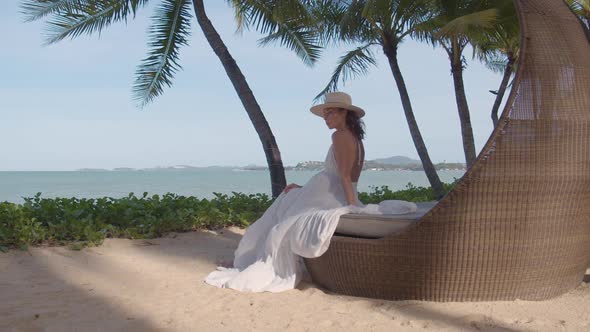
[0,169,464,203]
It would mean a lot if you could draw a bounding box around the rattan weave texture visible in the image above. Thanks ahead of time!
[304,0,590,301]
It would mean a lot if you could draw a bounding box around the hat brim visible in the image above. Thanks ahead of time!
[310,102,365,118]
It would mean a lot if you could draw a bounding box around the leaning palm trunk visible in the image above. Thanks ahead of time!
[192,0,286,198]
[491,57,516,126]
[449,41,477,169]
[382,39,445,199]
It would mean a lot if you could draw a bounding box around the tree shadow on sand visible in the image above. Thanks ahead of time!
[147,230,590,332]
[296,283,522,331]
[0,227,246,330]
[0,249,157,331]
[4,229,584,331]
[296,267,590,331]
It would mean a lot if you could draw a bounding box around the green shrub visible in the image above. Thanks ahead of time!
[0,182,454,251]
[359,181,457,203]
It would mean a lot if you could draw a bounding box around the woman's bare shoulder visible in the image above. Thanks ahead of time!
[331,130,356,145]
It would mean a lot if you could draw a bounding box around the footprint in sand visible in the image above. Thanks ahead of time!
[461,314,496,330]
[512,317,535,325]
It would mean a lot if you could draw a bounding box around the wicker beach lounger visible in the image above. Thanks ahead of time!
[304,0,590,301]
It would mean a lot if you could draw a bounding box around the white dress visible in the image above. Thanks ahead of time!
[204,142,417,292]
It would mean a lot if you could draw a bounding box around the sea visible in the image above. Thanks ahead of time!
[0,169,465,204]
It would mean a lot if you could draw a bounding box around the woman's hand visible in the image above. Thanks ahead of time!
[283,183,302,193]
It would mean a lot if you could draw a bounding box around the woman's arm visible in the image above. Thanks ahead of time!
[283,183,302,193]
[332,131,358,206]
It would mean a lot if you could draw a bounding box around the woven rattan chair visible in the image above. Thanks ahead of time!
[304,0,590,301]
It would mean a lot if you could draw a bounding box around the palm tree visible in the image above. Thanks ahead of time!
[566,0,590,29]
[287,0,446,198]
[415,0,497,168]
[20,0,301,198]
[472,0,519,126]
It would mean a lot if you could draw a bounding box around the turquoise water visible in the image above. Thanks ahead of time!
[0,169,464,203]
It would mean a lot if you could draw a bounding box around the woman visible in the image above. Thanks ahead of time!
[204,92,415,292]
[284,92,366,206]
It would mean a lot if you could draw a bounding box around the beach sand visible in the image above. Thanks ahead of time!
[1,228,588,331]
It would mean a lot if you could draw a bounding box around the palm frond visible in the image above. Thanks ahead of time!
[228,0,319,33]
[471,1,519,73]
[29,0,148,45]
[339,0,380,44]
[228,0,323,64]
[21,0,83,22]
[396,0,433,39]
[229,0,277,34]
[412,14,446,46]
[413,0,501,48]
[315,43,376,101]
[362,0,394,29]
[271,0,317,28]
[481,52,507,73]
[566,0,590,27]
[133,0,192,108]
[257,24,321,66]
[309,0,348,46]
[566,0,590,13]
[436,8,497,39]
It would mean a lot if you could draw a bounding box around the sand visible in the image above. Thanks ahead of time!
[1,227,588,332]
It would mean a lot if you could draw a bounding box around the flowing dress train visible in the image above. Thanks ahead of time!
[204,143,417,292]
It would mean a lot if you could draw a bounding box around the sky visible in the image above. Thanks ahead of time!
[0,1,505,171]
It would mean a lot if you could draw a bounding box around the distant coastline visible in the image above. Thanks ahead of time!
[75,156,466,172]
[241,162,466,172]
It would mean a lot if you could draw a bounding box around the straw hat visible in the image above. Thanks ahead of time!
[310,92,365,118]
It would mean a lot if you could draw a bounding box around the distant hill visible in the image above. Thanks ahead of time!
[144,165,202,171]
[290,156,464,171]
[372,156,420,165]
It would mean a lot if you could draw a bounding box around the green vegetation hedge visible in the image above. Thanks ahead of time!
[0,182,454,252]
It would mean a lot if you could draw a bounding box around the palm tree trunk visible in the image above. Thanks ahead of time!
[449,40,476,169]
[491,57,515,126]
[382,40,445,199]
[192,0,286,198]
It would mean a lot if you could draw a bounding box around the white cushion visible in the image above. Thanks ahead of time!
[335,201,437,238]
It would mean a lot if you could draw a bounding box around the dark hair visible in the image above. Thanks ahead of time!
[345,110,366,141]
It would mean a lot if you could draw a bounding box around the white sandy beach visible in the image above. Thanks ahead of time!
[1,228,588,332]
